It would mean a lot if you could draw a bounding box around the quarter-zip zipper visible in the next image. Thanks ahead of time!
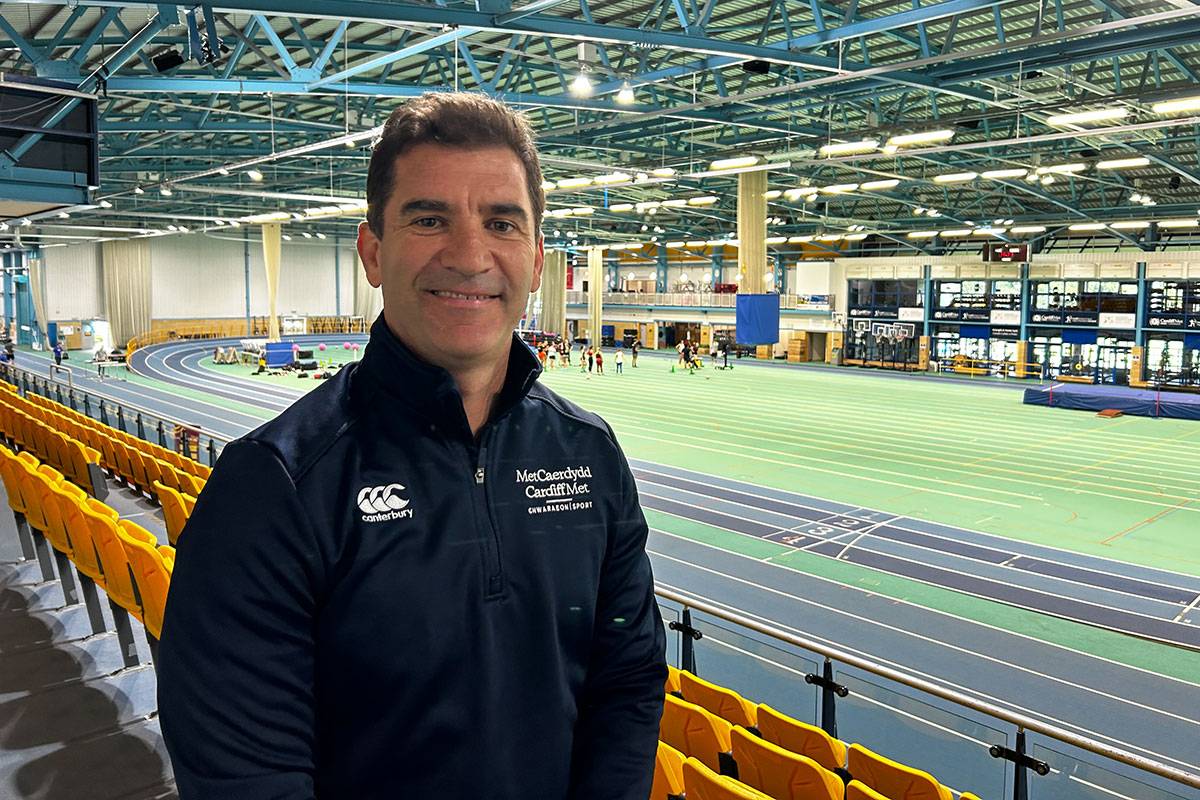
[470,433,504,598]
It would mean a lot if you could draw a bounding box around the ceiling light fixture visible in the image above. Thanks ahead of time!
[1068,222,1106,231]
[1110,220,1150,229]
[593,172,631,185]
[1036,163,1087,174]
[687,195,719,206]
[940,229,973,237]
[1009,225,1047,234]
[1152,95,1200,115]
[615,82,635,105]
[133,186,145,194]
[981,168,1029,179]
[1097,157,1151,170]
[906,230,940,238]
[821,183,859,193]
[933,171,978,183]
[709,156,761,170]
[1046,108,1129,126]
[886,129,955,147]
[651,167,676,177]
[818,139,878,156]
[556,176,593,189]
[860,179,900,190]
[1156,218,1200,228]
[246,168,264,182]
[570,71,593,97]
[159,185,173,196]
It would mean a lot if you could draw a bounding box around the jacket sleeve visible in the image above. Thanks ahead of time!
[568,442,667,800]
[157,440,325,800]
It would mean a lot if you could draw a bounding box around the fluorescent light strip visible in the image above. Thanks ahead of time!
[1068,222,1106,231]
[1156,218,1200,228]
[933,172,978,183]
[1096,157,1150,170]
[940,229,973,237]
[887,129,954,147]
[860,179,900,190]
[821,183,859,193]
[981,168,1028,179]
[818,139,878,156]
[1046,108,1129,126]
[1152,95,1200,114]
[906,230,940,239]
[709,156,760,170]
[1110,220,1150,229]
[1036,163,1087,175]
[1009,225,1047,234]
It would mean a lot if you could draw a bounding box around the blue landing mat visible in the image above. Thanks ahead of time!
[1022,382,1200,420]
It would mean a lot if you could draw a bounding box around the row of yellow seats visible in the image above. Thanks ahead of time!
[0,399,102,493]
[11,388,209,498]
[661,666,981,800]
[0,444,173,653]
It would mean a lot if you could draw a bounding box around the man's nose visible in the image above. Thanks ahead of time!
[437,225,495,275]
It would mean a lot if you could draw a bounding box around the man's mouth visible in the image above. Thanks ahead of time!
[428,289,500,301]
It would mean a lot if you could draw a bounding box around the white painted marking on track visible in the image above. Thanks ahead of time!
[1174,594,1200,624]
[836,533,865,560]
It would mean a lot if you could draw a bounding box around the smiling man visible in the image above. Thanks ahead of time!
[158,93,666,799]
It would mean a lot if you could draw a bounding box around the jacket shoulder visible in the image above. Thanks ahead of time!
[238,365,361,482]
[524,382,617,446]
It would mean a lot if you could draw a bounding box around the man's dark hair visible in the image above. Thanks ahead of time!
[366,92,544,237]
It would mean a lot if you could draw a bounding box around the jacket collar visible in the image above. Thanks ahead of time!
[354,314,543,437]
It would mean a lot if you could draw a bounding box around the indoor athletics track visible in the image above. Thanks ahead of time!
[17,341,1200,795]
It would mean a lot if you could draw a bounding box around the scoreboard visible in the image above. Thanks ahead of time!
[983,242,1029,262]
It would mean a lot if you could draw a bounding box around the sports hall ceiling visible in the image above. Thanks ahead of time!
[3,0,1200,255]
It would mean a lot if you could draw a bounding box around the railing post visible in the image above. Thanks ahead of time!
[83,394,91,418]
[207,437,217,466]
[668,607,702,674]
[990,727,1048,800]
[136,413,145,440]
[116,406,125,433]
[55,384,63,404]
[99,401,109,427]
[805,657,848,740]
[181,428,191,461]
[67,389,76,411]
[157,421,166,448]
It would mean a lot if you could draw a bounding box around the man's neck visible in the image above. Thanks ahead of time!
[448,353,510,437]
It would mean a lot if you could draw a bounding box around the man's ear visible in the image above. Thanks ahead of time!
[529,234,545,294]
[357,221,383,288]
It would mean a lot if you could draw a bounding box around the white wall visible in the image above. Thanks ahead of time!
[150,233,358,319]
[43,243,102,320]
[791,260,835,295]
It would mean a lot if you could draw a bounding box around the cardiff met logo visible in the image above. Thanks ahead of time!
[357,483,414,523]
[515,465,594,516]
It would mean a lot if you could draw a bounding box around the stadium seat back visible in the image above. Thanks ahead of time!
[153,480,190,545]
[42,479,87,557]
[847,779,893,800]
[848,743,954,800]
[757,703,847,771]
[66,497,109,583]
[0,445,30,514]
[87,506,144,615]
[119,524,173,639]
[660,693,733,772]
[682,756,773,800]
[680,670,758,728]
[666,663,682,695]
[651,740,686,800]
[731,725,843,800]
[20,463,62,533]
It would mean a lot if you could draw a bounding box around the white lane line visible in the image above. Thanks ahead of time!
[648,528,1200,693]
[653,569,1200,774]
[1174,594,1200,624]
[836,533,866,560]
[635,462,1200,592]
[643,485,1189,618]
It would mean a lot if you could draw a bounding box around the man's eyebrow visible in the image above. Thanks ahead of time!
[486,203,529,222]
[398,199,450,215]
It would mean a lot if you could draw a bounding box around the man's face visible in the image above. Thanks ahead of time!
[358,143,544,371]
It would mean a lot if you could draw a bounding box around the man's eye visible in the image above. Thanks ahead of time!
[491,220,515,233]
[414,217,441,228]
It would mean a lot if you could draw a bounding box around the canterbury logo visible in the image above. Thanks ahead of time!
[357,484,409,514]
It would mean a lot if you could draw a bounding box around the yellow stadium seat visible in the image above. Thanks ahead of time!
[731,725,843,800]
[21,463,63,538]
[847,743,954,800]
[682,756,773,800]
[651,740,686,800]
[154,480,191,545]
[119,524,173,641]
[40,477,87,559]
[847,779,893,800]
[756,704,847,772]
[0,445,42,568]
[680,670,758,728]
[178,470,205,496]
[666,664,682,695]
[660,693,733,773]
[89,506,150,620]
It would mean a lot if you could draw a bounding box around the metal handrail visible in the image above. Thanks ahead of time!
[655,584,1200,792]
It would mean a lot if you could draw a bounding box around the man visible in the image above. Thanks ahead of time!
[158,92,666,800]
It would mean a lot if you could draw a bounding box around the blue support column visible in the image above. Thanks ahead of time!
[1,253,11,328]
[922,264,933,337]
[607,260,619,292]
[1135,262,1147,346]
[711,252,723,287]
[774,253,786,294]
[656,246,668,292]
[1019,262,1030,342]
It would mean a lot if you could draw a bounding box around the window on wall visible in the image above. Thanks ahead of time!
[991,281,1021,310]
[848,279,921,312]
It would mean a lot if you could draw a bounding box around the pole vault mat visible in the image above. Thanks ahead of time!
[1022,383,1200,420]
